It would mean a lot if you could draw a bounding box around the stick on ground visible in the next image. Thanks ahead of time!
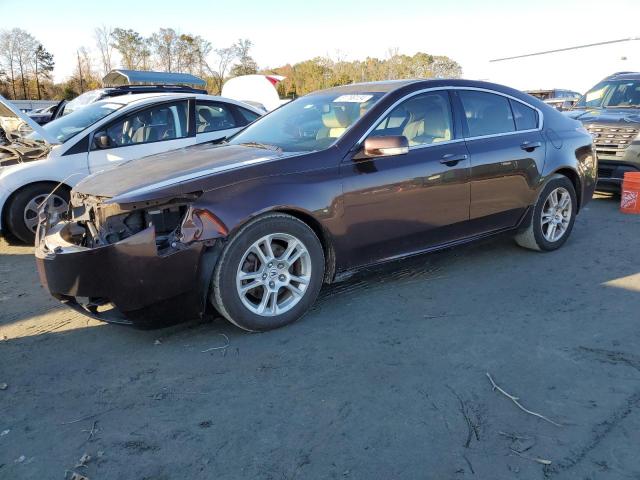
[486,373,562,427]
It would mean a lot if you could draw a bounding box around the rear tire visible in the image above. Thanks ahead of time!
[5,184,70,244]
[211,213,325,332]
[515,174,577,252]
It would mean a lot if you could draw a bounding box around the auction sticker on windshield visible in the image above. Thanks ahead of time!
[333,94,374,103]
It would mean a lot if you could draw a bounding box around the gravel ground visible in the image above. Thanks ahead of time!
[1,194,640,480]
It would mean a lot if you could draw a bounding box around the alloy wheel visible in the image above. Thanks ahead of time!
[23,193,68,233]
[541,187,572,243]
[236,233,312,316]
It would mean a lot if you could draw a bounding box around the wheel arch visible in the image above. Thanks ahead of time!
[266,207,336,284]
[225,206,337,284]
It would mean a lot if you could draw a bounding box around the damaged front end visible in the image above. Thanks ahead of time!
[35,191,228,327]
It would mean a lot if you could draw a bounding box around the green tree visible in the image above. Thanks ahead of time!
[110,28,150,70]
[229,38,257,76]
[33,44,54,100]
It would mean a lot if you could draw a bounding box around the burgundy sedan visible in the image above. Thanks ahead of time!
[36,79,597,331]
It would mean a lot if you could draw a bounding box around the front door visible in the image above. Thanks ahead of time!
[341,90,471,269]
[87,99,195,174]
[455,89,546,231]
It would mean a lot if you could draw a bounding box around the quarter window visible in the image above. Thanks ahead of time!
[100,101,188,148]
[510,100,539,131]
[459,90,515,137]
[371,91,453,146]
[196,102,237,133]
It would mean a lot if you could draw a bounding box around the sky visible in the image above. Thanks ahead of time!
[1,0,638,92]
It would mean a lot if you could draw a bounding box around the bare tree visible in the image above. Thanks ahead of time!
[205,46,237,94]
[0,30,17,98]
[230,38,257,77]
[6,28,38,99]
[150,27,179,72]
[94,25,114,76]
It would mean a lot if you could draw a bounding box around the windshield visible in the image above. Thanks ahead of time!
[41,101,124,143]
[228,92,385,152]
[575,80,640,109]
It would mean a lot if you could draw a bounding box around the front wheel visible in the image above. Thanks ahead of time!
[211,213,325,331]
[515,174,577,252]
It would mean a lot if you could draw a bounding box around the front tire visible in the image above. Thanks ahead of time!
[515,174,577,252]
[5,184,70,244]
[211,213,325,332]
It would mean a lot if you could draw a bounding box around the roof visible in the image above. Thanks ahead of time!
[102,70,206,87]
[607,71,640,80]
[91,92,263,113]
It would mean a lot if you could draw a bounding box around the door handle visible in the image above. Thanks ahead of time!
[520,141,542,152]
[440,153,468,166]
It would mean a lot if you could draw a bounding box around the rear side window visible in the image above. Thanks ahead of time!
[237,107,260,124]
[510,100,538,131]
[196,101,237,133]
[459,90,515,137]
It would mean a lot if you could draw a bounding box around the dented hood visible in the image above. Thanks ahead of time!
[0,95,59,165]
[74,142,289,201]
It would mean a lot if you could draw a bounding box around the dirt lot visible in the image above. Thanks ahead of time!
[1,194,640,479]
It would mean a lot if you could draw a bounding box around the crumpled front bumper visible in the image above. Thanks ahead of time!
[35,222,218,327]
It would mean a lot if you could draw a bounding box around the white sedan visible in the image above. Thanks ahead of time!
[0,93,262,243]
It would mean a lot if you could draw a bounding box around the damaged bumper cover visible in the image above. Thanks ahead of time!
[35,218,221,327]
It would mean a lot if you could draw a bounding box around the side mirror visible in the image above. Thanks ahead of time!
[361,135,409,158]
[93,132,110,149]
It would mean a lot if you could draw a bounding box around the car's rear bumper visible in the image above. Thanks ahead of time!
[35,222,219,327]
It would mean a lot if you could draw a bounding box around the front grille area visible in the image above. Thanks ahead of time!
[586,124,638,157]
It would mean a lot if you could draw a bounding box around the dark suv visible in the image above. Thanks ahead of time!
[568,72,640,192]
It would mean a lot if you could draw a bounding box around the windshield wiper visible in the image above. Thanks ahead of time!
[238,142,282,152]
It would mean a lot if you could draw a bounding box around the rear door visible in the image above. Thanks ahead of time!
[87,99,194,174]
[454,89,545,231]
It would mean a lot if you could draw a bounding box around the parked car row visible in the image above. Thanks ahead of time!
[31,78,596,331]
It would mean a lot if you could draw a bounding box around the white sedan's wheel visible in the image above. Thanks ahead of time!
[6,183,70,244]
[515,174,577,252]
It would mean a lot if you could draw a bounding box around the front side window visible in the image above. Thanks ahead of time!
[510,100,538,131]
[196,102,237,133]
[100,101,188,148]
[459,90,515,137]
[370,91,453,146]
[228,92,384,152]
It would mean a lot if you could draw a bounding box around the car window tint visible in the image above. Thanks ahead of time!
[237,107,260,124]
[459,90,515,137]
[103,101,188,148]
[510,100,538,131]
[371,91,453,146]
[196,102,237,133]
